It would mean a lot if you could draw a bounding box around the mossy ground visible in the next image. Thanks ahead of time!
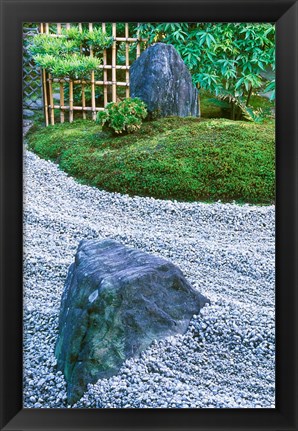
[27,113,275,204]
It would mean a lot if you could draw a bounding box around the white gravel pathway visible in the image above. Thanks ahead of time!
[23,147,275,409]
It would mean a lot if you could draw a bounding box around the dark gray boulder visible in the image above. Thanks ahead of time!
[130,42,199,118]
[55,239,209,403]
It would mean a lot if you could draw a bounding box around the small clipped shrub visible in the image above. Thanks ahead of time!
[96,98,147,135]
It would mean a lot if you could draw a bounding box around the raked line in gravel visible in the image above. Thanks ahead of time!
[23,147,275,409]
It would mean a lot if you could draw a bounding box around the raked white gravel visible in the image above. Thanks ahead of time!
[23,147,275,409]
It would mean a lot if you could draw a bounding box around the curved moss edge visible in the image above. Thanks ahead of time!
[27,117,275,205]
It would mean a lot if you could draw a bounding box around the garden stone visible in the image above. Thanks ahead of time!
[55,239,209,403]
[130,43,199,118]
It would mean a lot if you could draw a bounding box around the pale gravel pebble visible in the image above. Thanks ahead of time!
[23,147,275,409]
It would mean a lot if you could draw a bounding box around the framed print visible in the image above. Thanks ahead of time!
[0,0,297,430]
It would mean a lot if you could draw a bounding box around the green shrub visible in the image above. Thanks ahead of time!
[96,98,147,135]
[33,53,101,79]
[29,28,112,79]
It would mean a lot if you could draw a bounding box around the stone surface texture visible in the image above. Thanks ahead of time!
[55,239,209,403]
[130,43,199,117]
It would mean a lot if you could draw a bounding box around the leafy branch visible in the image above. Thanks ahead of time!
[29,27,113,79]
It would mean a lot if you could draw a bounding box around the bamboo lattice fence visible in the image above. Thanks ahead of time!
[23,25,43,109]
[39,23,146,126]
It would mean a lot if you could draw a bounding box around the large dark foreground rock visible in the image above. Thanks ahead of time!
[130,43,200,118]
[55,239,209,403]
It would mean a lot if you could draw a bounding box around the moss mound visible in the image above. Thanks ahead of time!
[27,117,275,204]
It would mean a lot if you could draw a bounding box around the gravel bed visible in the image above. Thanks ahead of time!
[23,147,275,409]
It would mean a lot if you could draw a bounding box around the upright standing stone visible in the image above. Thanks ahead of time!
[130,42,199,118]
[55,239,209,403]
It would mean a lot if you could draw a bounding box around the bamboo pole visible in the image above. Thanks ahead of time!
[102,22,108,106]
[69,80,74,122]
[60,80,65,123]
[42,69,49,126]
[89,22,96,120]
[35,34,144,41]
[51,77,129,86]
[57,21,64,122]
[91,69,96,120]
[82,83,86,119]
[53,105,105,111]
[114,37,145,42]
[78,23,86,119]
[105,65,130,70]
[45,23,50,34]
[125,23,130,98]
[136,23,141,58]
[112,23,117,103]
[37,32,141,43]
[40,23,49,126]
[53,65,130,80]
[96,80,128,86]
[48,73,55,125]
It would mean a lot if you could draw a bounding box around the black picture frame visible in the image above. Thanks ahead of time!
[0,0,297,430]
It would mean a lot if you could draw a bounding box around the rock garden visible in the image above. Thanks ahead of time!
[23,22,275,409]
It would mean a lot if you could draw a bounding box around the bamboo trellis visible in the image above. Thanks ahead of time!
[23,25,43,109]
[40,22,146,126]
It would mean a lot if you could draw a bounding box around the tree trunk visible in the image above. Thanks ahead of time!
[246,85,253,107]
[235,105,242,121]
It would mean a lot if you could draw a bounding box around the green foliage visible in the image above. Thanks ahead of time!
[263,79,275,101]
[242,106,273,124]
[27,117,275,204]
[28,34,79,56]
[96,98,147,135]
[199,89,274,121]
[62,27,113,52]
[33,53,101,79]
[138,23,275,119]
[29,28,112,79]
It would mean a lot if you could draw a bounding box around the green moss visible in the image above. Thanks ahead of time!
[27,117,275,204]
